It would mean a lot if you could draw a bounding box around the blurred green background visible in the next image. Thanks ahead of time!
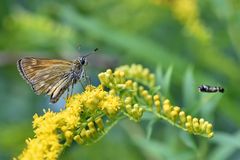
[0,0,240,159]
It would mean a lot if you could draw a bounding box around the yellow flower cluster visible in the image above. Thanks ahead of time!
[98,68,149,121]
[155,99,214,138]
[139,86,154,108]
[162,0,211,43]
[98,69,125,89]
[66,85,122,144]
[17,105,81,160]
[99,64,214,137]
[124,97,144,121]
[116,64,155,87]
[17,64,215,160]
[98,65,214,138]
[74,118,104,145]
[67,85,122,117]
[17,86,122,160]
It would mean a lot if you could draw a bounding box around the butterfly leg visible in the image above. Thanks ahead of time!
[66,79,75,100]
[67,88,70,98]
[85,76,91,85]
[82,68,91,85]
[70,83,74,95]
[79,80,85,90]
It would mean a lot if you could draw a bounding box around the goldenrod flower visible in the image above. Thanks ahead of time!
[16,64,214,160]
[153,0,211,43]
[116,64,155,87]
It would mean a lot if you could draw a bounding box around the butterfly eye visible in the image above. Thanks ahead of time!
[80,57,88,66]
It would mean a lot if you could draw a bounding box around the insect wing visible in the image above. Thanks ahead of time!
[17,57,74,102]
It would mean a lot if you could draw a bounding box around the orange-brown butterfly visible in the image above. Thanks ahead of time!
[17,49,97,103]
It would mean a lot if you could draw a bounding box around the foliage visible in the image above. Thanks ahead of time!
[0,0,240,160]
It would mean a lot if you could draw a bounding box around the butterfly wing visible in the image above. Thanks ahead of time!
[17,57,75,103]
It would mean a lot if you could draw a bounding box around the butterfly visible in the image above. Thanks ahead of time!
[198,85,224,93]
[17,50,97,103]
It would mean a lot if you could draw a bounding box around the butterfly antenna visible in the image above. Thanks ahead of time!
[84,48,99,57]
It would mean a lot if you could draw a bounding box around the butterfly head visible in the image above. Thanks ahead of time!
[78,48,98,66]
[198,85,207,92]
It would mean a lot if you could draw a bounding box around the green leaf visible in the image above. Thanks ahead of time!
[211,131,240,148]
[155,65,163,86]
[155,65,173,97]
[149,85,161,95]
[146,119,157,140]
[179,132,197,151]
[182,66,196,109]
[199,94,223,119]
[170,152,195,160]
[134,137,174,159]
[209,131,240,160]
[140,112,154,121]
[163,66,173,97]
[211,0,232,20]
[208,145,236,160]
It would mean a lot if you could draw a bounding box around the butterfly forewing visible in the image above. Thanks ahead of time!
[17,57,74,102]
